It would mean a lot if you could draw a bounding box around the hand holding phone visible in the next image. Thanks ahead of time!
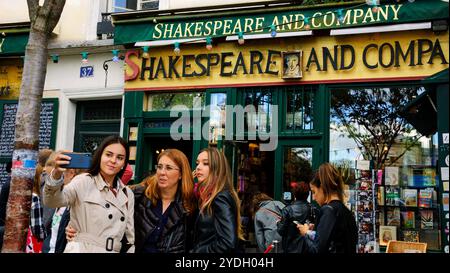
[60,152,92,169]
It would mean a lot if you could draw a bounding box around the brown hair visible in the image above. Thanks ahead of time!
[251,192,273,217]
[144,149,196,215]
[88,135,129,182]
[38,149,53,167]
[197,147,244,240]
[310,163,345,202]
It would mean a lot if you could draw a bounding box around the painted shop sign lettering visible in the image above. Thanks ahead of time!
[125,38,448,81]
[152,5,403,40]
[114,0,449,44]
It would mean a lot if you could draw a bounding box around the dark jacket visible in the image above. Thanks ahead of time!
[277,200,315,253]
[303,200,357,254]
[42,207,70,253]
[133,185,195,253]
[0,179,10,227]
[191,190,240,253]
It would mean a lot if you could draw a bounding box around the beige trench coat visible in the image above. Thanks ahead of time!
[43,173,135,253]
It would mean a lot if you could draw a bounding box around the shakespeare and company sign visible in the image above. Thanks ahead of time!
[123,30,449,90]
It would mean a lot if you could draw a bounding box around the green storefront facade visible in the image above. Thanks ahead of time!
[113,0,449,252]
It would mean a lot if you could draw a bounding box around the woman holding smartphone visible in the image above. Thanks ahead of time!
[43,135,134,253]
[191,147,244,253]
[296,163,357,253]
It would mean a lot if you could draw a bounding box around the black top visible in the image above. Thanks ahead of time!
[133,185,196,253]
[0,179,10,226]
[303,200,358,254]
[191,190,240,253]
[277,200,317,253]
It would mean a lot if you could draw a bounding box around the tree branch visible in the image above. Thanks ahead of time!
[27,0,39,23]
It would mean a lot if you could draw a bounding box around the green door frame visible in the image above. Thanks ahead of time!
[274,138,324,200]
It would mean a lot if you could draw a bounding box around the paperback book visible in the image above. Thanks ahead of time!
[402,230,420,242]
[379,225,397,246]
[401,211,415,229]
[402,188,418,207]
[385,166,399,186]
[386,207,401,227]
[420,210,433,229]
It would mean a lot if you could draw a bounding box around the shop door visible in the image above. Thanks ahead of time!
[141,136,193,178]
[274,139,323,203]
[73,99,122,153]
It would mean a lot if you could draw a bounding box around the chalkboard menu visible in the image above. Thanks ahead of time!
[0,101,55,157]
[0,162,10,188]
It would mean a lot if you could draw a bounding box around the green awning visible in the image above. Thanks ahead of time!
[400,69,449,136]
[113,0,449,45]
[0,33,29,56]
[421,68,449,84]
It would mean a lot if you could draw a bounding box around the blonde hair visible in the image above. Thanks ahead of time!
[144,149,196,215]
[198,147,244,240]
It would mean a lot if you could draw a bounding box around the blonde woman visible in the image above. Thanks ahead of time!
[191,147,245,253]
[132,149,197,253]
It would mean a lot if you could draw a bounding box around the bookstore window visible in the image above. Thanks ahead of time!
[144,92,204,111]
[330,85,442,252]
[284,85,316,133]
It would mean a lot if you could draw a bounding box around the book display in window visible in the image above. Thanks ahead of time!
[353,163,377,253]
[402,189,418,207]
[402,230,420,242]
[401,211,415,229]
[385,166,399,186]
[420,210,434,229]
[379,225,397,246]
[377,164,443,252]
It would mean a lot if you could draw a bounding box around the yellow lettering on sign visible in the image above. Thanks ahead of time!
[271,16,280,30]
[174,24,183,38]
[312,12,322,28]
[377,5,389,22]
[391,4,403,20]
[362,8,375,24]
[153,23,163,39]
[223,20,233,35]
[204,21,213,36]
[213,20,223,36]
[294,14,305,30]
[323,11,335,27]
[244,18,254,33]
[164,24,174,39]
[282,15,294,31]
[353,9,364,24]
[342,9,352,25]
[184,22,195,37]
[232,20,243,34]
[255,17,264,33]
[194,22,204,37]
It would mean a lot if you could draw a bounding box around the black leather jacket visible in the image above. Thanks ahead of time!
[133,185,196,253]
[277,200,314,253]
[191,190,240,253]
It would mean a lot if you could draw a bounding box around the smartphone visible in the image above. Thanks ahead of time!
[61,152,92,169]
[293,220,300,225]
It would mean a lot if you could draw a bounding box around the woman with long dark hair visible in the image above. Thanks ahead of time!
[297,163,357,253]
[43,135,134,253]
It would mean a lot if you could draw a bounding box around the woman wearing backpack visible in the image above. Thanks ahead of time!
[297,163,358,253]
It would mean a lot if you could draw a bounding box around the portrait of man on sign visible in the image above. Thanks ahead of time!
[282,51,302,79]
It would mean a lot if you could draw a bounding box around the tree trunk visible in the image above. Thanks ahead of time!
[1,0,66,253]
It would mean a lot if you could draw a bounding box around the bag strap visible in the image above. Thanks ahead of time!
[260,207,282,220]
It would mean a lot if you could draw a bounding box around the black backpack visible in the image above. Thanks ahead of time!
[325,201,358,254]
